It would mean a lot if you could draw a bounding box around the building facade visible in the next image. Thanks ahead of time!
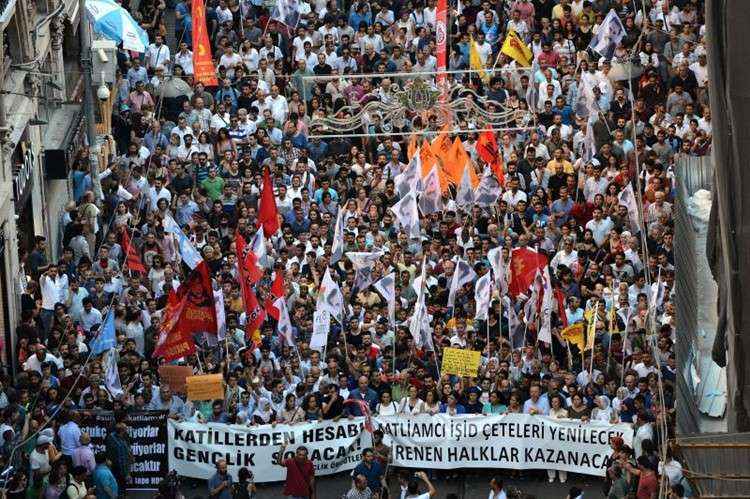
[0,0,85,375]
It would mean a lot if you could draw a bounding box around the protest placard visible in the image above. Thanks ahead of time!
[158,365,194,394]
[185,373,225,401]
[441,347,481,377]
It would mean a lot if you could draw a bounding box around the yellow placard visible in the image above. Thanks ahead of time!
[185,374,225,401]
[441,347,481,377]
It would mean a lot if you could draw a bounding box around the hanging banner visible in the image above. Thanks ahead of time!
[191,0,218,86]
[77,411,168,490]
[168,418,371,482]
[375,414,633,477]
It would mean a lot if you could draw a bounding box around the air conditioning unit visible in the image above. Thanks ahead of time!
[91,39,118,85]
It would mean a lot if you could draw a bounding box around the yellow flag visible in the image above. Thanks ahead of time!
[469,36,489,83]
[584,306,598,350]
[560,323,585,352]
[501,30,533,67]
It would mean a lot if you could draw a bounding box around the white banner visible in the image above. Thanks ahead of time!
[168,415,632,481]
[374,414,633,477]
[168,418,370,482]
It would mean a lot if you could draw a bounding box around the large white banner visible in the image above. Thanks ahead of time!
[168,418,371,482]
[168,415,633,481]
[374,414,633,477]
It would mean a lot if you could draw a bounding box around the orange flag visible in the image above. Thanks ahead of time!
[444,138,479,188]
[420,138,437,176]
[192,0,218,86]
[407,134,419,160]
[430,125,453,159]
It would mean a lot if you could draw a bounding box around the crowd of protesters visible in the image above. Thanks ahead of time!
[0,0,709,497]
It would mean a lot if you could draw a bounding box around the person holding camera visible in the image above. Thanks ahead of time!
[208,459,233,499]
[403,471,437,499]
[232,467,256,499]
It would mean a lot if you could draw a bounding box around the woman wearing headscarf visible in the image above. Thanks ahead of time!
[591,395,615,422]
[251,398,276,425]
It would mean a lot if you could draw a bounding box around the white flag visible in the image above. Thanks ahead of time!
[310,310,330,352]
[538,267,554,343]
[395,151,423,197]
[317,269,344,321]
[274,297,295,346]
[346,251,383,292]
[617,183,641,233]
[409,259,428,347]
[418,166,444,215]
[271,0,301,27]
[374,272,396,328]
[475,168,501,207]
[448,258,477,308]
[391,191,421,239]
[588,9,626,59]
[163,214,203,269]
[455,163,475,207]
[474,272,493,321]
[104,348,123,398]
[250,229,271,268]
[330,209,346,264]
[346,251,384,269]
[214,288,226,340]
[487,247,508,296]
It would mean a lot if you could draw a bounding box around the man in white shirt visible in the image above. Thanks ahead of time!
[40,265,67,335]
[174,41,194,75]
[219,46,243,79]
[23,344,64,373]
[145,35,171,72]
[550,238,578,273]
[265,85,289,125]
[501,177,528,207]
[148,178,172,212]
[79,298,103,333]
[585,208,615,246]
[488,478,508,499]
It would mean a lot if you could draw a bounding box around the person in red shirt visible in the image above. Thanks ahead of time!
[275,443,316,499]
[625,455,659,499]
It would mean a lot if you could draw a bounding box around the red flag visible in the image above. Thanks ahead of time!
[508,248,548,297]
[191,0,218,86]
[235,231,266,339]
[245,286,266,339]
[256,167,280,237]
[153,290,196,362]
[476,131,505,185]
[554,288,568,328]
[264,271,285,320]
[121,229,146,274]
[177,261,218,333]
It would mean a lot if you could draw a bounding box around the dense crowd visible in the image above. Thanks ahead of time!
[0,0,707,497]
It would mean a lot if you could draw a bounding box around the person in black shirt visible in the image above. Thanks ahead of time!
[321,383,345,419]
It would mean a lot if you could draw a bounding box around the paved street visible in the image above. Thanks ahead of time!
[133,470,602,498]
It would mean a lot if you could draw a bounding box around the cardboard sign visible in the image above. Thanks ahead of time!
[441,347,481,378]
[186,374,225,401]
[158,365,194,394]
